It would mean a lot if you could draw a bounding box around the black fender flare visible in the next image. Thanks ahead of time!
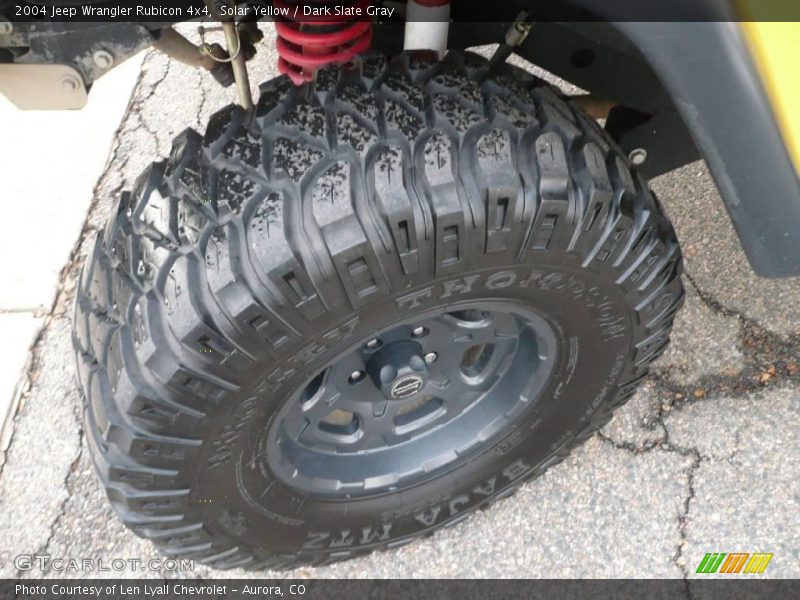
[616,22,800,278]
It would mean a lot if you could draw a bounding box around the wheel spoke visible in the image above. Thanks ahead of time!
[455,312,518,345]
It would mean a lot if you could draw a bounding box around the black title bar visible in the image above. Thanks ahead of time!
[2,0,800,23]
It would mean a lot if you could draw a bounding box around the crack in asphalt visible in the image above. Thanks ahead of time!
[656,414,709,592]
[598,423,706,591]
[196,69,210,130]
[652,273,800,406]
[675,450,702,599]
[144,58,174,158]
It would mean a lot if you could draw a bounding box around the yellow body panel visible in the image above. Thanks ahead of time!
[740,21,800,173]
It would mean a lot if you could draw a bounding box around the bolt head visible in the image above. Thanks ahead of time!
[412,327,428,337]
[93,50,114,70]
[349,370,364,383]
[61,75,80,93]
[365,339,380,349]
[424,352,438,365]
[629,148,648,166]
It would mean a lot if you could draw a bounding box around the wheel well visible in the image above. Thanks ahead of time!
[430,18,699,178]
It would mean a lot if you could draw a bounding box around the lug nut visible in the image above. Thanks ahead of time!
[424,352,438,364]
[412,327,428,337]
[349,370,364,383]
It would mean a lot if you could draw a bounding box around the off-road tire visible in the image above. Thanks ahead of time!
[73,51,685,570]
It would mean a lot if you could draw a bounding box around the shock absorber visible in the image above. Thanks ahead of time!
[274,0,374,85]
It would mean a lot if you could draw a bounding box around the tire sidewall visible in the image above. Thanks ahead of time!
[191,255,635,557]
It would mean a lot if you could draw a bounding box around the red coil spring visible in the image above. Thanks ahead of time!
[275,0,374,85]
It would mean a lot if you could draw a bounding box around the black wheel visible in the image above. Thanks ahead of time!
[73,51,684,570]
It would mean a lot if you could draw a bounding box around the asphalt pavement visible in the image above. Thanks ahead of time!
[0,28,797,581]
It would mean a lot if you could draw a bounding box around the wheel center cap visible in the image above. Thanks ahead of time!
[366,340,428,400]
[389,374,425,400]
